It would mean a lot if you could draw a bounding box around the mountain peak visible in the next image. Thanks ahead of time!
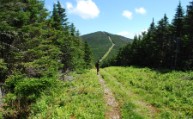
[81,31,132,61]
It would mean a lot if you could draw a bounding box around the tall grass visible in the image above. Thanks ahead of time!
[101,66,193,119]
[30,69,105,119]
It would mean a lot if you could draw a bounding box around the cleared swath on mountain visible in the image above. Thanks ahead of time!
[81,31,132,62]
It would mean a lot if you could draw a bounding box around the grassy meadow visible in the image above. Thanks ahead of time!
[2,67,192,119]
[29,70,105,119]
[100,66,193,119]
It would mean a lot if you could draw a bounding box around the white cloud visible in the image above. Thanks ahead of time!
[122,10,133,20]
[135,7,147,15]
[117,31,135,39]
[66,0,100,19]
[117,29,148,39]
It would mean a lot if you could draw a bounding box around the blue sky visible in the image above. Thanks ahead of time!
[45,0,191,38]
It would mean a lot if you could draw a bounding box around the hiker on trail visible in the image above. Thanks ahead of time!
[95,61,100,75]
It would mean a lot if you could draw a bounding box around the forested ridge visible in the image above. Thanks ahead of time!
[81,31,131,62]
[0,0,92,118]
[106,2,193,70]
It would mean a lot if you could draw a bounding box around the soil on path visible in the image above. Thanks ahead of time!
[98,75,120,119]
[103,70,159,118]
[97,33,120,118]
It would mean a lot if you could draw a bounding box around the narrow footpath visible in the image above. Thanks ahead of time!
[98,75,120,119]
[97,34,158,118]
[101,70,159,119]
[98,34,120,119]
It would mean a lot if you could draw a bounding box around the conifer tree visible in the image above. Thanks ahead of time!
[110,2,193,70]
[56,1,68,26]
[185,1,193,38]
[148,19,156,34]
[149,19,157,65]
[156,14,171,67]
[172,2,184,68]
[183,1,193,68]
[0,0,88,118]
[84,41,92,68]
[173,2,184,37]
[70,23,76,36]
[52,4,61,29]
[51,1,68,30]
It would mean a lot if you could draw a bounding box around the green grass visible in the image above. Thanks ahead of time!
[100,66,193,119]
[29,69,105,119]
[4,66,192,119]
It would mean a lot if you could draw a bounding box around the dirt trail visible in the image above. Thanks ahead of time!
[103,70,159,118]
[97,33,158,118]
[98,75,120,119]
[98,33,120,118]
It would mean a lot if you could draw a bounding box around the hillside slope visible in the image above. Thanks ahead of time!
[81,31,132,62]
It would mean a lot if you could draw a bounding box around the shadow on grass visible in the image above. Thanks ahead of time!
[103,64,193,74]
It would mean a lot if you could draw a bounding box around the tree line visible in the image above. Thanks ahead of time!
[106,1,193,70]
[0,0,93,82]
[0,0,92,118]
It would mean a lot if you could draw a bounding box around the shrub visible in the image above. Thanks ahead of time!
[3,75,57,118]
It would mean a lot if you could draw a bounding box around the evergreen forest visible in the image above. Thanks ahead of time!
[0,0,92,118]
[106,2,193,70]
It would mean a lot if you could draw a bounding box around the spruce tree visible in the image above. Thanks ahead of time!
[172,2,184,37]
[56,1,68,26]
[184,1,193,69]
[51,1,68,30]
[70,23,76,36]
[185,1,193,38]
[0,0,88,118]
[142,19,157,66]
[156,14,171,67]
[112,2,192,70]
[84,41,92,68]
[52,4,61,30]
[172,2,184,69]
[148,19,156,35]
